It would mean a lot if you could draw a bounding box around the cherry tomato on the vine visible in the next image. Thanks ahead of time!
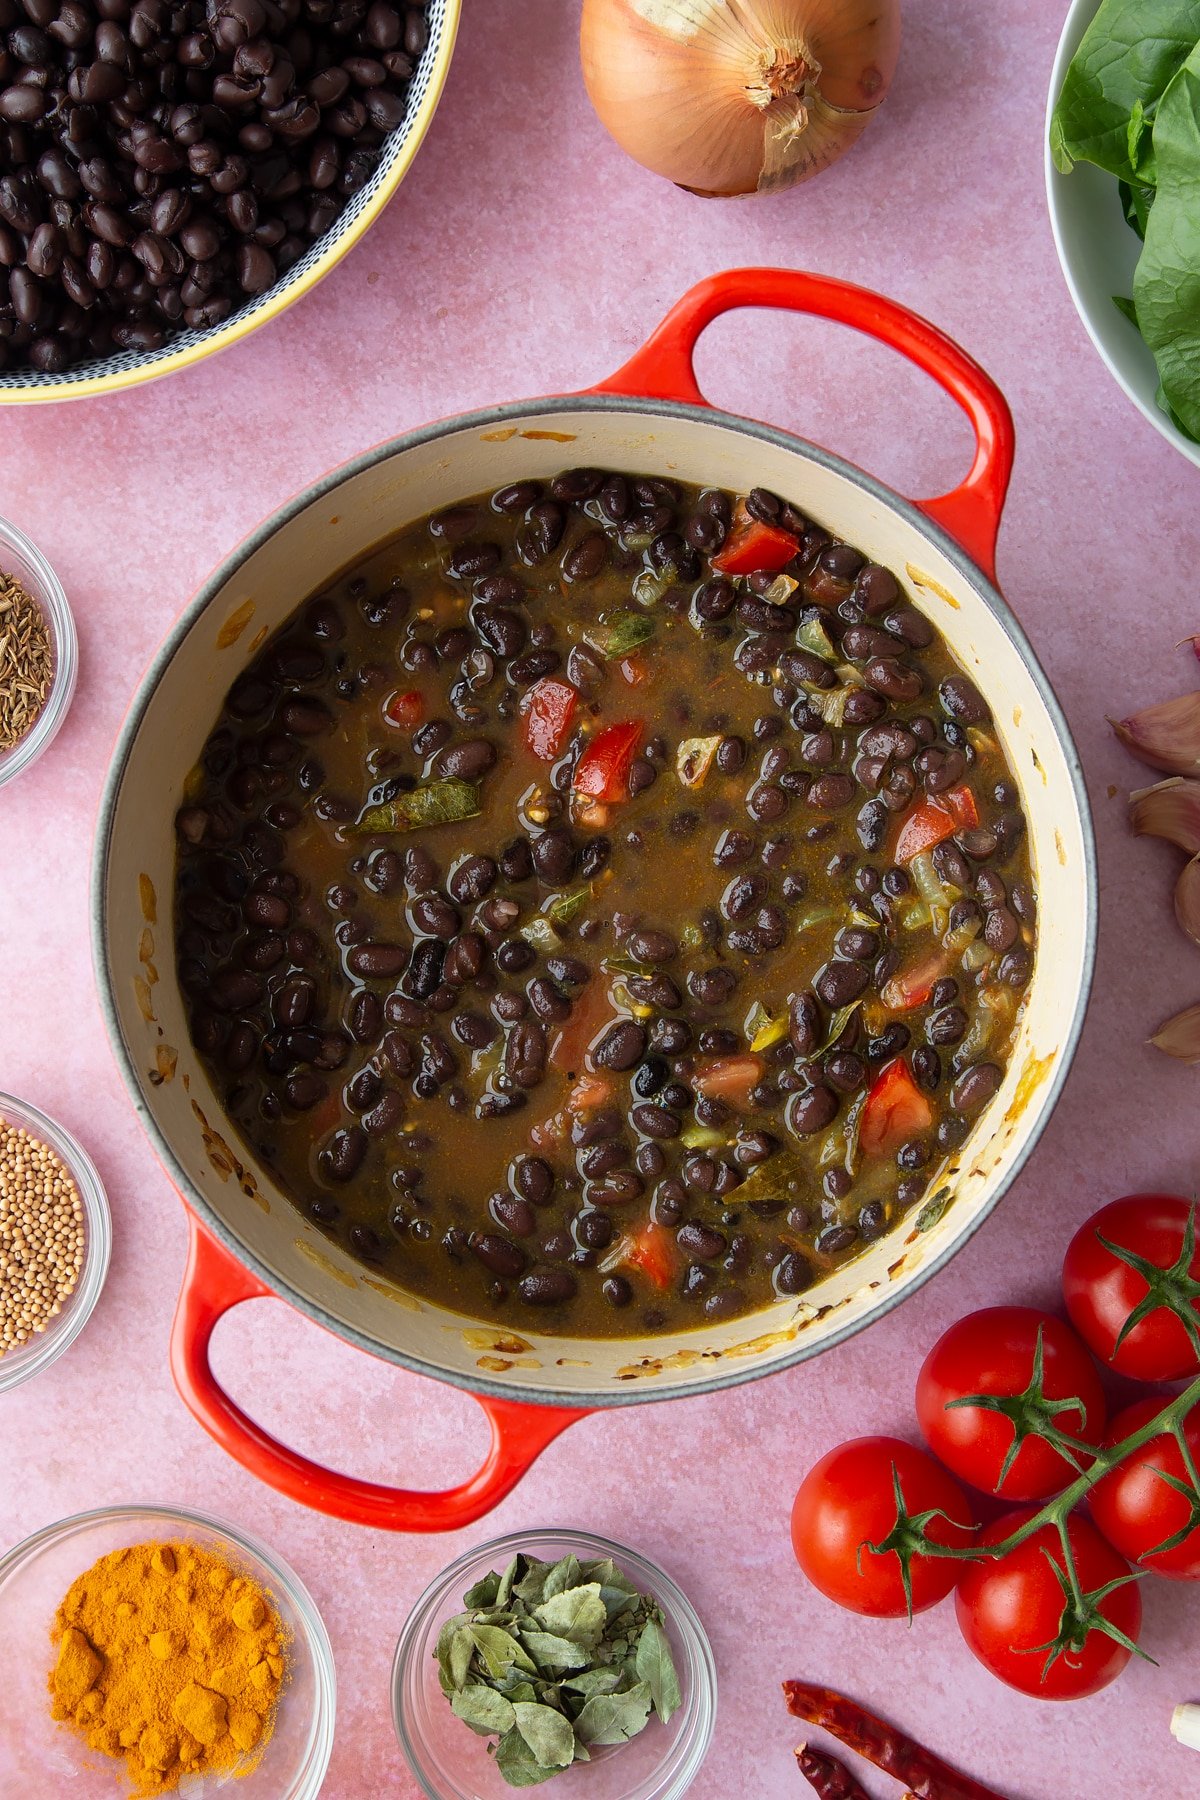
[955,1509,1142,1700]
[1090,1398,1200,1580]
[791,1436,976,1618]
[916,1306,1106,1501]
[1062,1194,1200,1381]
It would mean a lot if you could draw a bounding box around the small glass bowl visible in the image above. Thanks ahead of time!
[0,514,77,790]
[0,1090,111,1394]
[392,1528,716,1800]
[0,1504,336,1797]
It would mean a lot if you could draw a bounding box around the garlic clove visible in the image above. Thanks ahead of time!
[1112,691,1200,773]
[1171,1703,1200,1750]
[1177,857,1200,949]
[1150,1001,1200,1062]
[1129,777,1200,854]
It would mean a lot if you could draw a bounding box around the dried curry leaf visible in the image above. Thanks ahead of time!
[586,610,656,659]
[353,777,480,835]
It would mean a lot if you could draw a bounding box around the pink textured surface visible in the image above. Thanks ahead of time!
[1,2,1196,1795]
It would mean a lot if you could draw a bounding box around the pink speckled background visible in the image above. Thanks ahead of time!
[2,2,1198,1795]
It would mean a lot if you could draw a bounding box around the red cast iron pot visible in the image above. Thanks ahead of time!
[93,268,1096,1530]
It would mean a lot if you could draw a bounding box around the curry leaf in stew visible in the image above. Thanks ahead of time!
[173,471,1036,1337]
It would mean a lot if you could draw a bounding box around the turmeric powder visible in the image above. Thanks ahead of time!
[48,1539,287,1795]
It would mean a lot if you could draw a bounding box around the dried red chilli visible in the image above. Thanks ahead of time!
[796,1743,872,1800]
[783,1684,1008,1800]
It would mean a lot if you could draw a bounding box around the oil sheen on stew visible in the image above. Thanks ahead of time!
[174,471,1036,1338]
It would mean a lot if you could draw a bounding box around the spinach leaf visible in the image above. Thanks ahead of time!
[1133,47,1200,440]
[1118,178,1155,239]
[1051,0,1200,182]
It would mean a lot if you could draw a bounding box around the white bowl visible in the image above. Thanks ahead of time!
[1045,0,1200,468]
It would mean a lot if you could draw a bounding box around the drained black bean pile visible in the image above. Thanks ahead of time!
[174,469,1036,1337]
[0,0,429,373]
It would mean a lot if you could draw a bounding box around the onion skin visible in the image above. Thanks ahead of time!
[580,0,901,199]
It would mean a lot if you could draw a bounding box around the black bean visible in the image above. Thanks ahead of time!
[927,1005,968,1047]
[471,1232,527,1278]
[622,978,677,1019]
[687,966,737,1007]
[789,991,821,1057]
[593,1020,647,1071]
[627,928,677,965]
[631,1102,680,1139]
[531,827,574,883]
[939,674,991,724]
[786,1084,838,1135]
[815,959,870,1008]
[322,1125,366,1182]
[601,1275,633,1308]
[436,738,496,781]
[984,906,1020,952]
[774,1251,812,1295]
[519,1268,577,1306]
[347,941,406,980]
[677,1220,726,1262]
[505,1019,547,1089]
[864,657,923,702]
[951,1062,1004,1113]
[499,837,534,881]
[405,939,446,1000]
[508,1154,552,1207]
[818,1224,857,1255]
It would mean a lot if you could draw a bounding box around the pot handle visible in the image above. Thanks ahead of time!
[589,267,1015,585]
[171,1213,590,1531]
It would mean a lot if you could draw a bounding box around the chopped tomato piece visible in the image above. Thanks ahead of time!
[895,785,981,862]
[711,500,799,576]
[521,676,578,761]
[567,1073,614,1113]
[573,720,643,803]
[550,985,616,1076]
[860,1056,933,1159]
[895,800,957,863]
[620,1221,678,1292]
[880,947,950,1011]
[944,783,979,829]
[384,688,425,729]
[692,1054,764,1108]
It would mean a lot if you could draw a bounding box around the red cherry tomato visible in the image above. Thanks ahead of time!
[522,677,578,761]
[955,1509,1141,1699]
[859,1057,933,1159]
[1062,1194,1200,1381]
[710,500,799,576]
[1090,1398,1200,1580]
[791,1436,975,1618]
[916,1307,1106,1501]
[572,720,643,803]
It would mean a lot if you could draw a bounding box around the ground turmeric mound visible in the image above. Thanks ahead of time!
[48,1539,287,1795]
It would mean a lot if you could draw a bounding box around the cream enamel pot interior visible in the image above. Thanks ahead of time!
[94,269,1097,1532]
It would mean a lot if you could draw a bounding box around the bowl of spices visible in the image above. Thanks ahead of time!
[0,516,77,788]
[0,0,460,402]
[392,1529,716,1799]
[0,1503,335,1796]
[0,1092,109,1393]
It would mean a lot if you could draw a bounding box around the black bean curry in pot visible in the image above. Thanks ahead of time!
[174,469,1036,1338]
